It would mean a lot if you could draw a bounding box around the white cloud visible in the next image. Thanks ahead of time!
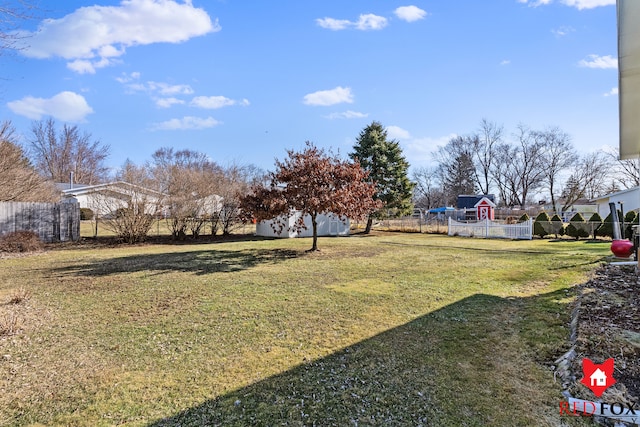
[316,17,351,31]
[7,91,94,122]
[325,110,368,119]
[579,54,618,69]
[156,97,185,108]
[604,87,619,97]
[191,96,250,109]
[500,59,511,66]
[518,0,552,6]
[552,26,575,37]
[116,71,141,84]
[518,0,614,8]
[316,13,387,31]
[387,125,412,140]
[401,133,458,167]
[303,86,354,106]
[561,0,615,9]
[147,82,194,96]
[120,78,194,95]
[355,14,388,30]
[20,0,219,73]
[151,116,221,131]
[394,6,427,22]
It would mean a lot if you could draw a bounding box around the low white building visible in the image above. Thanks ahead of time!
[59,181,165,218]
[592,186,640,217]
[256,211,350,238]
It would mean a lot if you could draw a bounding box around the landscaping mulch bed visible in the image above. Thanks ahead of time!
[568,263,640,406]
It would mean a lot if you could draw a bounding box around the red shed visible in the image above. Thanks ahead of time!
[474,196,496,220]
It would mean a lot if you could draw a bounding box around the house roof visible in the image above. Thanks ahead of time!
[457,194,496,209]
[474,196,496,208]
[55,182,91,192]
[60,181,165,198]
[592,186,640,203]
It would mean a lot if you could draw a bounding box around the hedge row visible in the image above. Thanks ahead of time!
[533,211,639,240]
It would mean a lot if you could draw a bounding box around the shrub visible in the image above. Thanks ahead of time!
[599,210,623,239]
[565,213,590,240]
[533,211,550,238]
[0,231,44,253]
[80,207,94,220]
[624,210,638,239]
[550,214,565,238]
[518,213,530,222]
[588,212,603,238]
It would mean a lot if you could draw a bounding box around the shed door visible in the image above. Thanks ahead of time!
[329,221,339,236]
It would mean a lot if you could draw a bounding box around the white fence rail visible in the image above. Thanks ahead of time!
[448,218,533,240]
[0,201,80,243]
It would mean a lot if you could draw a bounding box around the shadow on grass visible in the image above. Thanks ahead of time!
[49,233,278,251]
[148,289,573,427]
[50,248,304,276]
[379,238,611,258]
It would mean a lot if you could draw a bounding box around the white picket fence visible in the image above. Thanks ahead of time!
[448,218,533,240]
[0,201,80,243]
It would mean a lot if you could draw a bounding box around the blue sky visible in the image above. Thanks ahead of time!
[0,0,618,174]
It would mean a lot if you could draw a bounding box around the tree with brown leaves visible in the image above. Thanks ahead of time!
[242,142,380,251]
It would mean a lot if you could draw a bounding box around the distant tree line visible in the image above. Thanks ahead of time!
[413,119,633,212]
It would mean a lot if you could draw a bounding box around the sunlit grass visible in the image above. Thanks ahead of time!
[0,233,608,426]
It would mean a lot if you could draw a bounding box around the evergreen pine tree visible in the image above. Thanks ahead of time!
[350,121,415,233]
[442,151,478,202]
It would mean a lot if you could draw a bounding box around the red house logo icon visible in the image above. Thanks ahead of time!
[580,358,616,397]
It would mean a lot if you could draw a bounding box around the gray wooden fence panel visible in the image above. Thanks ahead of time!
[0,202,80,242]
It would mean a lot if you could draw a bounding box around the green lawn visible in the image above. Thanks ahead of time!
[0,233,609,426]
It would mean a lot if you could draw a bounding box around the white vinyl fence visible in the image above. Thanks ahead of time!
[0,201,80,243]
[448,218,533,240]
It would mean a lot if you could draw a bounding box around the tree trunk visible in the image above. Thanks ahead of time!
[364,215,373,234]
[549,181,557,214]
[310,214,319,251]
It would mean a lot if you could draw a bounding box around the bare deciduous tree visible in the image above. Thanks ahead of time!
[150,148,223,239]
[412,166,447,210]
[0,120,57,202]
[0,1,37,56]
[490,142,520,207]
[89,182,162,244]
[28,118,110,184]
[605,147,640,189]
[536,127,577,213]
[214,164,265,236]
[560,153,611,210]
[506,125,546,209]
[471,118,503,195]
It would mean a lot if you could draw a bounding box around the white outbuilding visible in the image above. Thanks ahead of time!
[256,211,350,238]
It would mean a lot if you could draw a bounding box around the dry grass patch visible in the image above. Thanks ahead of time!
[0,234,609,426]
